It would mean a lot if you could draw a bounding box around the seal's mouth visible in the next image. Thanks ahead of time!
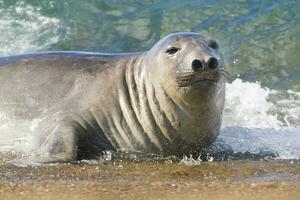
[176,68,232,87]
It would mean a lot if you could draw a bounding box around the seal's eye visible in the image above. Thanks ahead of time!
[207,40,219,50]
[165,47,181,55]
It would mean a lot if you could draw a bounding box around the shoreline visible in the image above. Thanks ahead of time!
[1,159,299,200]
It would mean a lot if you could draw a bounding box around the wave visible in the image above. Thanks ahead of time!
[0,1,61,56]
[224,78,300,129]
[219,79,300,159]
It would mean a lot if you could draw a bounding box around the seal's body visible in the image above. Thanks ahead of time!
[0,33,228,163]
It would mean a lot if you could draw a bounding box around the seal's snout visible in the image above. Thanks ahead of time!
[191,57,218,72]
[206,57,218,70]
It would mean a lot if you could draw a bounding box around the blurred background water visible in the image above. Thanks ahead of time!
[0,0,300,159]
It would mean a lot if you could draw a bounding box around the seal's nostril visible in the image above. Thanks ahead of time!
[207,57,218,69]
[192,59,203,72]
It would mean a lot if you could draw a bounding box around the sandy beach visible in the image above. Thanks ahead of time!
[1,156,300,200]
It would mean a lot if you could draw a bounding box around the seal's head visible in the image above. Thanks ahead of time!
[142,32,231,150]
[146,32,230,104]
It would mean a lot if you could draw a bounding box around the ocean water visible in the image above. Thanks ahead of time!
[0,0,299,160]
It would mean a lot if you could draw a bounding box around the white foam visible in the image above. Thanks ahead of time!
[223,78,300,129]
[223,78,283,129]
[0,1,61,55]
[219,79,300,159]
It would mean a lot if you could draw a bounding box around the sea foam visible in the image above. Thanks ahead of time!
[220,79,300,159]
[0,1,61,56]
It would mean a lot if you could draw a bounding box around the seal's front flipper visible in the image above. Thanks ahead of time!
[17,116,114,165]
[7,122,77,167]
[25,122,78,164]
[11,109,116,165]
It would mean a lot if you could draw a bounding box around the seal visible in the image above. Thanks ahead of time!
[0,32,230,163]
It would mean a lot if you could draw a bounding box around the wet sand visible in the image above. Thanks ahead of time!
[1,155,300,200]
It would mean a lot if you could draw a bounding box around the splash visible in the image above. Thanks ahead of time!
[223,78,300,128]
[219,79,300,159]
[0,1,61,55]
[223,78,282,129]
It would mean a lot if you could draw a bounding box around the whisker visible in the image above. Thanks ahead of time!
[174,67,233,87]
[215,69,232,83]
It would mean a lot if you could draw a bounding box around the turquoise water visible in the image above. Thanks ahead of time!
[0,0,299,89]
[0,0,300,159]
